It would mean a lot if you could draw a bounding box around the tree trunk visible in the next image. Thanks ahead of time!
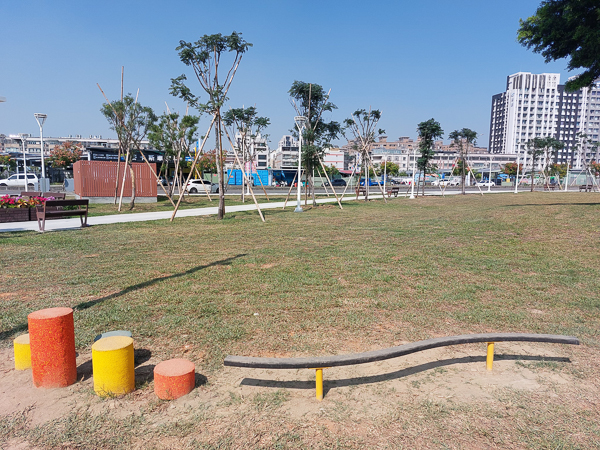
[128,163,136,210]
[531,167,535,192]
[216,113,225,219]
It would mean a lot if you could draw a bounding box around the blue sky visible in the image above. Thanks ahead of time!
[0,0,572,148]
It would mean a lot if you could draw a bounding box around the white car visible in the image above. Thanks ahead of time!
[0,173,39,187]
[476,181,495,187]
[185,179,219,194]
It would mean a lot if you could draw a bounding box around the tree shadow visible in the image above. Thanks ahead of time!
[0,254,246,343]
[74,253,246,311]
[239,354,572,398]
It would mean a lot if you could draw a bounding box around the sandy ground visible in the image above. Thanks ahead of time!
[1,340,597,449]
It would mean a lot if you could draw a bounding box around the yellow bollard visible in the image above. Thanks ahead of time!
[486,342,494,371]
[13,334,32,370]
[315,368,324,401]
[92,336,135,397]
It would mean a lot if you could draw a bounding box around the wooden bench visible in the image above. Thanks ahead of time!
[579,184,594,192]
[386,186,400,197]
[36,199,89,232]
[224,333,579,400]
[355,186,367,196]
[21,191,66,200]
[543,184,557,191]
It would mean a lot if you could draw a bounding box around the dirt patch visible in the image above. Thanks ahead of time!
[1,342,597,448]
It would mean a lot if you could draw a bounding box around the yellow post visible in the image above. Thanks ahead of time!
[92,336,135,397]
[13,334,32,370]
[315,368,324,401]
[486,342,494,371]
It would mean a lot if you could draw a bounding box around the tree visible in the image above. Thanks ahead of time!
[343,108,384,200]
[222,106,269,202]
[416,119,444,196]
[379,161,399,177]
[548,163,568,178]
[101,95,156,210]
[0,155,17,177]
[197,149,218,175]
[290,81,341,205]
[322,164,340,178]
[502,162,524,176]
[528,136,564,190]
[48,141,83,168]
[148,112,199,197]
[518,0,600,91]
[449,128,477,195]
[171,32,252,219]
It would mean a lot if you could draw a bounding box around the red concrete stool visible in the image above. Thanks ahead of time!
[28,307,77,388]
[154,358,195,400]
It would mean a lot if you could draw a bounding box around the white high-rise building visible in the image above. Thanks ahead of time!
[490,73,600,170]
[489,72,561,161]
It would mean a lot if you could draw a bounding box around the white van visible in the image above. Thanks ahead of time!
[0,173,39,187]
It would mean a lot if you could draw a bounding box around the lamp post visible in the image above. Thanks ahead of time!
[34,113,48,191]
[294,116,307,213]
[18,134,28,192]
[488,155,492,192]
[514,151,520,194]
[409,147,417,199]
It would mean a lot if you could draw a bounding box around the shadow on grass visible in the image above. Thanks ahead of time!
[239,353,572,398]
[74,253,247,311]
[0,254,246,343]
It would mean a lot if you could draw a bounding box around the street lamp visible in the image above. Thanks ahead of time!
[294,116,307,213]
[18,134,29,192]
[514,151,520,194]
[34,113,48,191]
[488,155,492,192]
[409,147,417,199]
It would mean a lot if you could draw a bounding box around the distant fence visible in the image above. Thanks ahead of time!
[73,161,157,198]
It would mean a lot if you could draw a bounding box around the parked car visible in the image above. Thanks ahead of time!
[0,173,39,187]
[156,176,170,186]
[359,178,382,186]
[476,180,495,187]
[185,179,219,193]
[322,178,347,187]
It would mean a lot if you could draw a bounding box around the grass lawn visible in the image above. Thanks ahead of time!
[1,192,599,449]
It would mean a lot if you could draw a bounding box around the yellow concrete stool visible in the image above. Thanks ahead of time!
[92,336,135,397]
[13,334,32,370]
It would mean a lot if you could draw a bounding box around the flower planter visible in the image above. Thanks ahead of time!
[0,207,34,223]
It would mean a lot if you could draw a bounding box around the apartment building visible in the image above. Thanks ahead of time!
[489,72,600,169]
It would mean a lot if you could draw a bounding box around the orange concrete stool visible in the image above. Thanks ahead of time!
[154,358,195,400]
[13,333,31,370]
[92,336,135,397]
[28,307,77,388]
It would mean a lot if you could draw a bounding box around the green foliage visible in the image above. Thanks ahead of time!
[322,164,340,178]
[416,119,443,172]
[48,141,83,168]
[343,108,384,198]
[518,0,600,91]
[289,81,341,199]
[0,155,17,175]
[380,161,400,176]
[502,162,524,176]
[549,163,568,177]
[148,112,199,178]
[170,32,252,113]
[100,95,157,164]
[449,128,477,194]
